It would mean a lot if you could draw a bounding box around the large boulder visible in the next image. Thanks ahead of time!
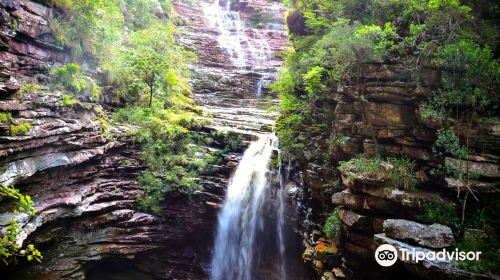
[383,219,454,249]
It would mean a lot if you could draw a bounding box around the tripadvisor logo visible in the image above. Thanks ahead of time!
[375,244,482,267]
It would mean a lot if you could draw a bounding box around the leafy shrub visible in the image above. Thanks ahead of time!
[433,128,468,159]
[418,197,459,228]
[51,64,101,100]
[57,94,78,106]
[323,208,341,239]
[137,171,164,214]
[456,230,499,274]
[0,112,12,124]
[9,122,31,136]
[19,83,42,94]
[0,186,41,265]
[423,40,500,121]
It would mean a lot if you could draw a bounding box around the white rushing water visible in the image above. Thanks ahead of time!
[202,0,276,97]
[202,0,272,69]
[210,135,277,280]
[204,1,290,279]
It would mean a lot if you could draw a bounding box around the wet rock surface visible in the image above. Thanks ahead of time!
[287,61,499,280]
[1,0,292,279]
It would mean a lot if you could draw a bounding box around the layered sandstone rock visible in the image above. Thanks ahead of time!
[1,0,292,279]
[288,62,499,280]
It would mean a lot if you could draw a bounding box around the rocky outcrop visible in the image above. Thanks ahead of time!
[383,219,454,249]
[287,62,500,280]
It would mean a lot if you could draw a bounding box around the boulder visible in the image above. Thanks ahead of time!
[383,219,454,248]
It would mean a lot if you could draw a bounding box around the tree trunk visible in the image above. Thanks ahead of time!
[149,84,153,108]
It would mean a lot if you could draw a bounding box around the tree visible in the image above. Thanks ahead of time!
[124,23,174,108]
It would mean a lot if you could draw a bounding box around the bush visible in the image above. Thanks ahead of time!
[0,186,41,265]
[418,197,459,228]
[9,122,31,136]
[423,40,500,121]
[323,208,341,239]
[137,171,164,214]
[457,230,499,274]
[0,112,12,124]
[57,94,78,106]
[51,64,101,100]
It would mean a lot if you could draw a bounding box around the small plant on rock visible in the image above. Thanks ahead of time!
[9,122,31,136]
[323,208,341,239]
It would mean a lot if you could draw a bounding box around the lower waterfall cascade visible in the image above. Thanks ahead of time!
[210,135,289,280]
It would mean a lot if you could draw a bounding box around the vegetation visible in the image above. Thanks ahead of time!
[323,208,341,239]
[456,198,500,274]
[0,186,42,265]
[51,63,101,100]
[18,83,42,95]
[271,0,499,157]
[418,197,460,228]
[0,112,13,124]
[9,122,32,136]
[338,155,417,190]
[272,2,499,274]
[46,0,204,213]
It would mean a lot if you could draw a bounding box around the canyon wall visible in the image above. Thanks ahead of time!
[0,0,292,279]
[288,61,499,279]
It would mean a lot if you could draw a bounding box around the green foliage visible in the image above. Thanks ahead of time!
[418,197,460,228]
[339,155,417,189]
[104,22,195,107]
[9,122,31,136]
[113,101,206,213]
[456,230,499,274]
[0,186,36,217]
[455,198,500,274]
[18,83,42,95]
[137,171,164,214]
[275,0,499,161]
[303,66,326,96]
[57,94,78,106]
[423,40,500,121]
[0,186,41,265]
[0,112,13,124]
[327,131,349,155]
[323,208,341,239]
[0,221,42,265]
[51,64,101,100]
[433,128,468,159]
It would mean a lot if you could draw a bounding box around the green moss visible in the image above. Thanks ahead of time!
[9,122,31,136]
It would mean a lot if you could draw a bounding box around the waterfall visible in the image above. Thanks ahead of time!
[204,1,295,279]
[202,0,277,97]
[210,134,277,280]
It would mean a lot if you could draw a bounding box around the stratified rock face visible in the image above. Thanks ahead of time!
[287,60,499,280]
[175,0,288,136]
[0,0,68,94]
[0,0,291,279]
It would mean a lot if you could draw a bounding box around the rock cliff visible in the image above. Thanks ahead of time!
[0,0,291,279]
[287,61,499,279]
